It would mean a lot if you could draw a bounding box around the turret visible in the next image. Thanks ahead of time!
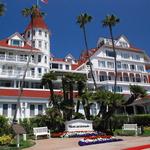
[24,8,50,56]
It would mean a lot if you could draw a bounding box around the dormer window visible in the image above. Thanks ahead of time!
[119,42,128,48]
[11,39,22,47]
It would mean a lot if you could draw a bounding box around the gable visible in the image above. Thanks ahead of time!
[115,35,130,48]
[7,32,25,47]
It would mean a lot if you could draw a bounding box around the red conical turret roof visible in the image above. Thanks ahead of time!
[25,8,48,31]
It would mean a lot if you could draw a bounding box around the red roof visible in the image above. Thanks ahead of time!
[52,58,66,63]
[105,45,143,53]
[0,39,39,51]
[72,48,99,70]
[25,8,48,31]
[0,89,63,98]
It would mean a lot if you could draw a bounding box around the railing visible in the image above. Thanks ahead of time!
[0,69,41,78]
[0,54,36,63]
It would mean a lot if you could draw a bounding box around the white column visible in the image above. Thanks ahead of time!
[35,104,38,116]
[106,71,109,80]
[14,80,17,88]
[8,104,11,118]
[26,103,30,118]
[0,104,2,115]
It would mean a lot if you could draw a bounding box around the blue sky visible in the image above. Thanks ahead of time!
[0,0,150,59]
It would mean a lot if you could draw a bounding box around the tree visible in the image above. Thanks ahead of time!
[124,85,147,105]
[93,90,124,132]
[102,14,120,93]
[13,5,43,123]
[0,2,5,16]
[81,91,94,120]
[75,73,87,113]
[77,13,97,90]
[41,71,57,106]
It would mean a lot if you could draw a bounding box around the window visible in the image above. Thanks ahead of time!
[124,76,129,82]
[65,65,69,70]
[132,55,140,60]
[99,75,107,81]
[44,69,47,73]
[117,61,121,69]
[3,104,8,116]
[130,64,136,70]
[107,62,114,68]
[137,65,144,71]
[38,68,42,74]
[112,86,123,92]
[39,30,42,36]
[31,55,35,62]
[38,55,41,63]
[11,40,22,46]
[31,68,35,76]
[27,31,30,38]
[32,41,35,48]
[11,104,16,116]
[52,63,58,69]
[38,105,43,115]
[30,104,35,116]
[45,56,47,63]
[98,61,106,68]
[122,64,129,70]
[45,32,47,37]
[33,30,35,36]
[59,64,63,69]
[119,42,128,48]
[106,50,114,57]
[38,41,42,48]
[45,42,47,49]
[121,53,129,59]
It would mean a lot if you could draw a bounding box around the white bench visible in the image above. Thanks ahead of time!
[122,124,141,136]
[33,127,51,140]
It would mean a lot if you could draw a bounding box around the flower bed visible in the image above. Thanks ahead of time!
[78,135,123,146]
[51,131,105,138]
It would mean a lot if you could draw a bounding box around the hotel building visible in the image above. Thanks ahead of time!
[0,8,150,119]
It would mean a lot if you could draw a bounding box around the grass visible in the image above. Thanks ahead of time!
[0,139,35,150]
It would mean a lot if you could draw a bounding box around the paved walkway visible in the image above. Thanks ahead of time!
[25,136,150,150]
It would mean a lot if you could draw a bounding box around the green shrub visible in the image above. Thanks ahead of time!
[0,135,12,145]
[73,112,85,119]
[0,116,11,136]
[129,115,150,126]
[111,115,129,129]
[115,129,136,136]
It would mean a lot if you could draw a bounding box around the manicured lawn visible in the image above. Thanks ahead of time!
[0,139,35,150]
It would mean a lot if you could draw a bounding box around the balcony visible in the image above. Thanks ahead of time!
[0,69,41,79]
[0,54,36,64]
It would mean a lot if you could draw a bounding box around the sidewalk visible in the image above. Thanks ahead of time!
[25,136,150,150]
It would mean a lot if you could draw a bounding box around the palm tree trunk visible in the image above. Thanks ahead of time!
[49,81,55,106]
[109,25,117,93]
[82,25,97,90]
[13,15,34,123]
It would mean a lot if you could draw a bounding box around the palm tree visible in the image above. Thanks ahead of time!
[102,14,120,93]
[13,5,42,123]
[75,73,87,113]
[124,85,147,105]
[77,13,97,90]
[0,2,5,16]
[41,72,57,106]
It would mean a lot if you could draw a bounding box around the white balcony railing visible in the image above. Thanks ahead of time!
[0,69,41,79]
[0,54,36,63]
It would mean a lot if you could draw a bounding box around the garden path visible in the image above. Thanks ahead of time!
[24,136,150,150]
